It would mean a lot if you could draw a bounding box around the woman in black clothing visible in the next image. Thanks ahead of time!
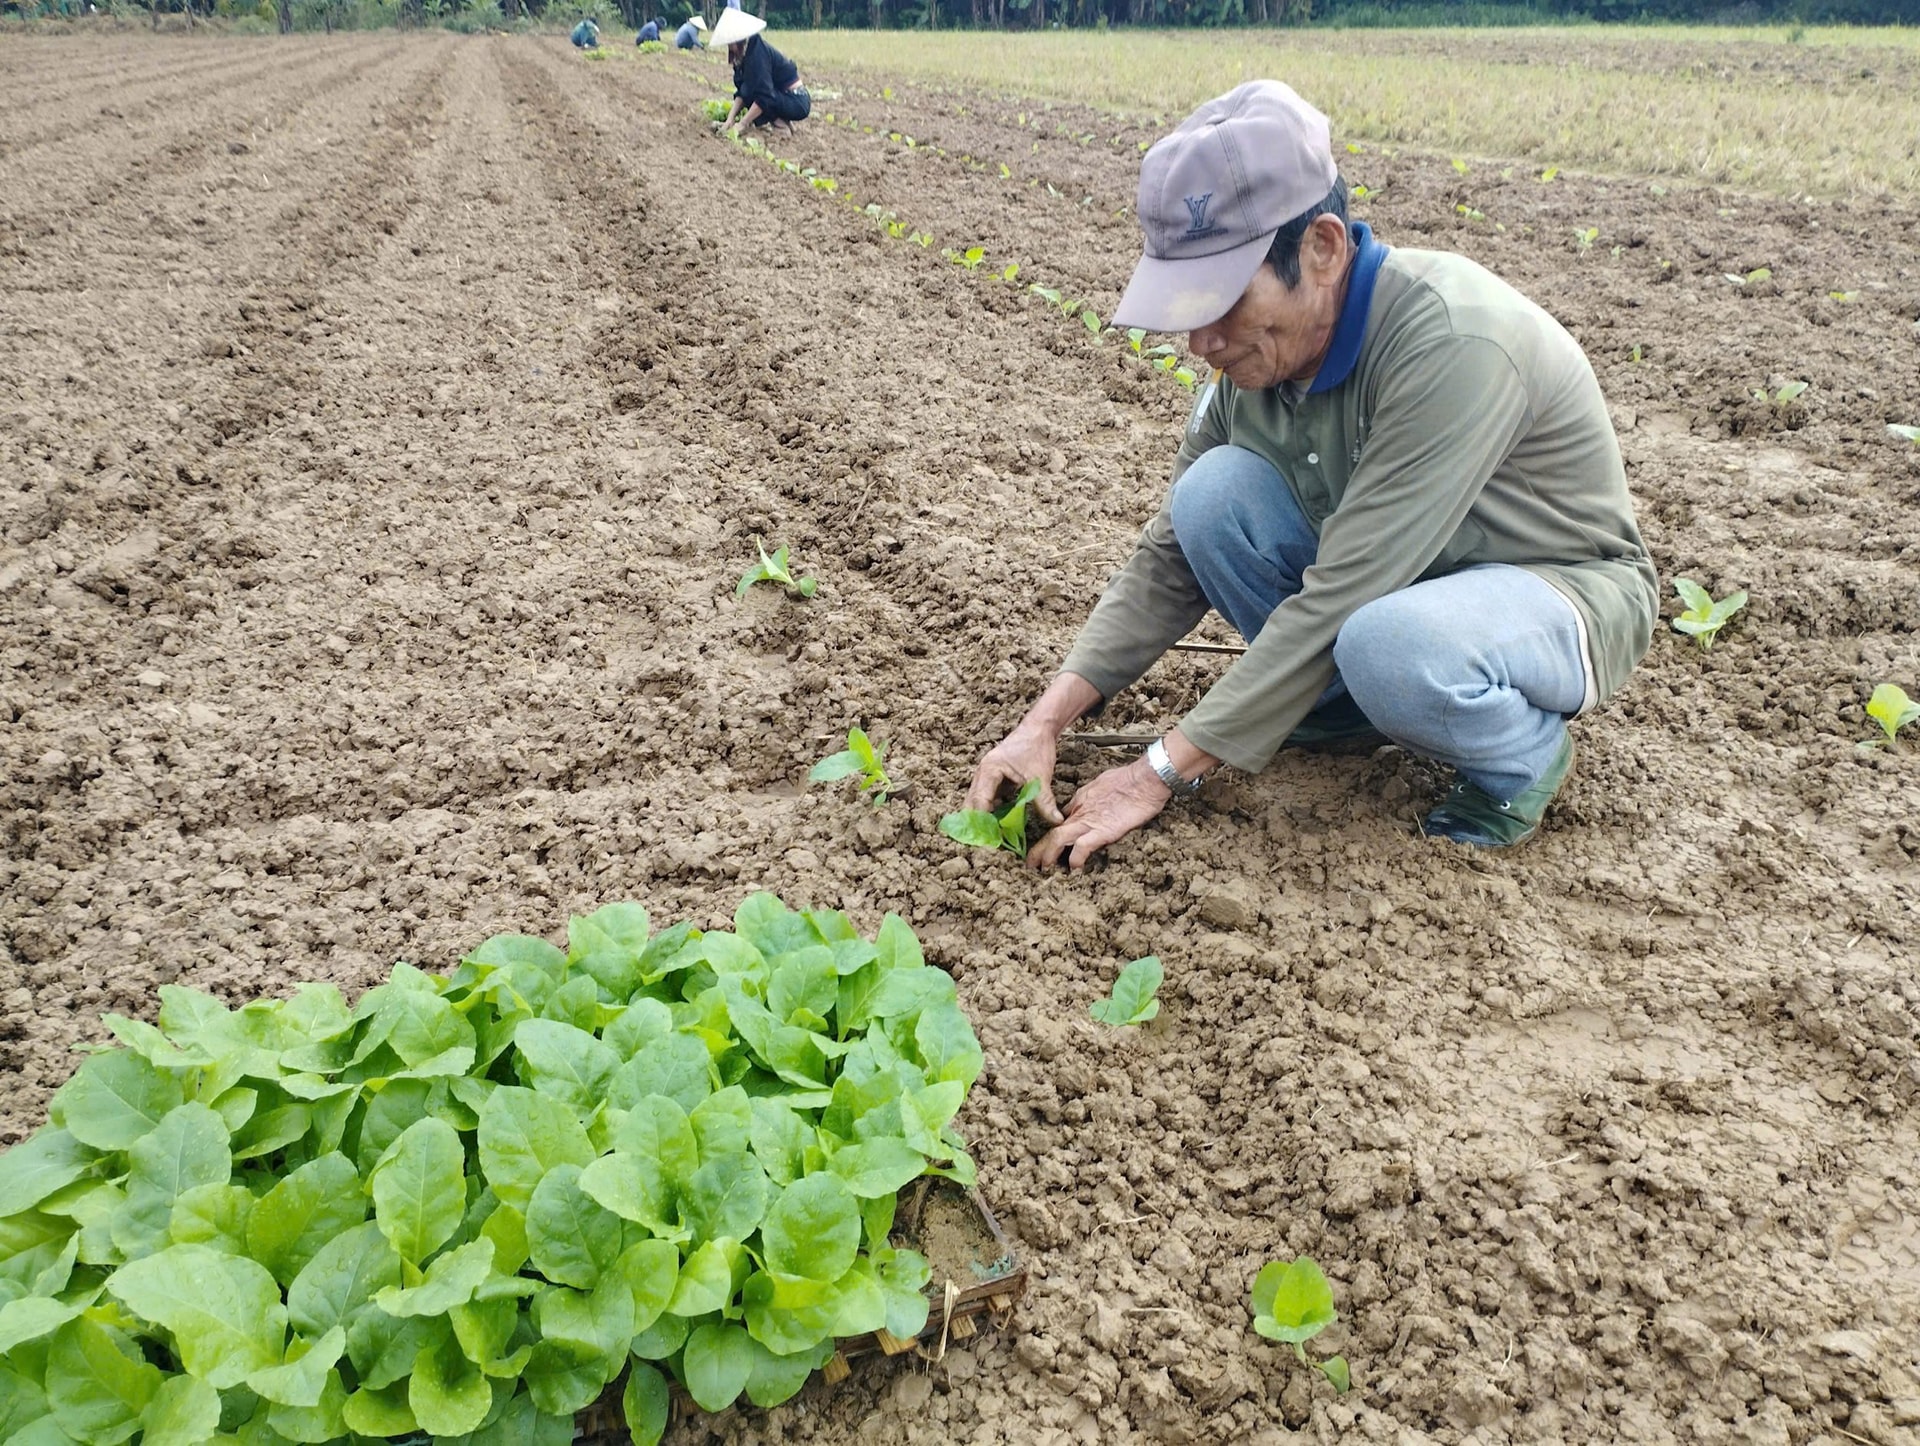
[710,10,809,137]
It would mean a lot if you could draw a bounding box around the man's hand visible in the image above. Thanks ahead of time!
[1027,757,1170,872]
[965,725,1066,829]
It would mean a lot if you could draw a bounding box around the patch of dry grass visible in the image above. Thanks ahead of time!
[786,27,1920,198]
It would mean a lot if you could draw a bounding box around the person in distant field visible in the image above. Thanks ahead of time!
[673,13,706,46]
[965,81,1657,865]
[710,9,809,138]
[569,16,600,46]
[636,17,660,41]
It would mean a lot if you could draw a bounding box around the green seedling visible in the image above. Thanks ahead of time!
[1630,344,1644,363]
[1574,226,1598,252]
[1089,956,1162,1026]
[1001,263,1020,282]
[1451,156,1470,175]
[1455,204,1486,223]
[736,538,817,600]
[1346,141,1365,154]
[942,246,985,270]
[1126,327,1147,355]
[1030,284,1062,306]
[910,231,933,248]
[1252,1257,1350,1395]
[1829,290,1859,302]
[1539,165,1560,182]
[701,99,730,123]
[1671,577,1747,650]
[1724,267,1773,287]
[809,727,897,804]
[1081,308,1101,334]
[1351,183,1374,201]
[1172,367,1198,389]
[1752,380,1808,408]
[881,85,894,100]
[999,163,1011,179]
[939,779,1042,860]
[1865,683,1919,746]
[1887,424,1920,444]
[809,175,838,193]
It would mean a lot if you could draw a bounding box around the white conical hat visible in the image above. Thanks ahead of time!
[709,8,765,45]
[688,13,706,25]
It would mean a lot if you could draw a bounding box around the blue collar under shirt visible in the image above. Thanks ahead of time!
[1305,221,1388,397]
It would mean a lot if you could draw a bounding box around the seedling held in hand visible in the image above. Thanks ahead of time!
[940,779,1042,860]
[1252,1257,1350,1394]
[809,726,899,804]
[1089,956,1162,1026]
[1865,683,1919,747]
[1671,578,1746,650]
[736,538,818,600]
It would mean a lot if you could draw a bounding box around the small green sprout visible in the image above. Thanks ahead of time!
[1351,183,1373,201]
[1455,204,1486,223]
[1888,424,1920,444]
[939,779,1042,860]
[736,538,817,600]
[1451,157,1470,175]
[998,163,1011,179]
[701,99,730,123]
[1172,367,1198,389]
[809,175,837,193]
[1574,226,1598,252]
[1089,956,1162,1026]
[1125,327,1147,355]
[1029,285,1061,306]
[1539,165,1560,182]
[1630,344,1644,363]
[1345,141,1364,154]
[1081,308,1101,334]
[1671,578,1747,650]
[1865,684,1919,746]
[809,727,896,804]
[887,220,908,239]
[910,231,933,248]
[1829,290,1859,302]
[1001,262,1020,282]
[1752,380,1808,408]
[881,85,894,100]
[1724,267,1773,287]
[1251,1257,1349,1395]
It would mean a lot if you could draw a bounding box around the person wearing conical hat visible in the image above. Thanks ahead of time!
[710,10,810,139]
[673,12,706,47]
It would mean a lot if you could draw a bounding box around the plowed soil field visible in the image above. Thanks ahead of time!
[3,29,1917,1446]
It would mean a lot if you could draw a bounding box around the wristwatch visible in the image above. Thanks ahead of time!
[1144,738,1202,798]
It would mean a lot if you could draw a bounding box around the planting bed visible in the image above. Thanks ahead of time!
[2,27,1918,1446]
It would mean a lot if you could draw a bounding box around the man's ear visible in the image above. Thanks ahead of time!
[1304,213,1350,287]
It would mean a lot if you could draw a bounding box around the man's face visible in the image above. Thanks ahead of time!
[1185,217,1351,391]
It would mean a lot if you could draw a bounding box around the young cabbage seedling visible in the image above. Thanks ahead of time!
[1671,578,1747,651]
[701,99,731,124]
[1001,262,1020,283]
[1888,424,1920,444]
[1752,380,1808,408]
[809,726,898,803]
[736,538,817,600]
[1865,683,1919,747]
[1089,956,1162,1026]
[939,779,1042,860]
[1252,1257,1350,1395]
[1574,226,1598,252]
[1724,267,1772,287]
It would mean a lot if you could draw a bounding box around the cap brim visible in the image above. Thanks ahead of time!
[1111,229,1275,333]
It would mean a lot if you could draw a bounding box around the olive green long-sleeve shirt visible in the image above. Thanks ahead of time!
[1061,245,1657,774]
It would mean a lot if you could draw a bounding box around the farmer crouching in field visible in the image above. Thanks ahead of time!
[673,13,706,47]
[569,16,600,47]
[967,80,1656,865]
[710,9,810,139]
[636,17,660,42]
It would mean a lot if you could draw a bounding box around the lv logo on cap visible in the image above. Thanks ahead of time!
[1182,193,1226,242]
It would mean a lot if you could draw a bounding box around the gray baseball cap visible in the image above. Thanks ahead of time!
[1113,81,1337,333]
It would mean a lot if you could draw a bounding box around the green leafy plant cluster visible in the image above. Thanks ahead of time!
[736,539,817,600]
[1865,683,1919,746]
[0,896,981,1444]
[939,779,1042,860]
[699,99,730,124]
[1251,1256,1350,1394]
[809,728,897,806]
[637,39,666,53]
[1088,957,1162,1027]
[1670,577,1748,651]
